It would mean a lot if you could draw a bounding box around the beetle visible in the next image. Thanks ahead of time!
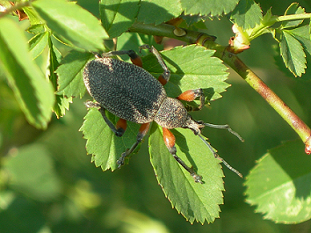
[83,45,243,183]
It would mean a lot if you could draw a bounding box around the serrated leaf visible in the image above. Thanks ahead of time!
[32,0,108,52]
[142,45,229,101]
[26,24,45,35]
[180,0,239,16]
[100,0,140,38]
[0,17,54,129]
[149,124,224,224]
[53,95,72,118]
[80,45,229,218]
[279,30,306,77]
[47,38,73,118]
[56,50,93,98]
[28,31,49,59]
[23,6,44,25]
[230,0,262,29]
[282,3,305,29]
[287,25,311,56]
[80,108,140,171]
[137,0,182,25]
[245,140,311,223]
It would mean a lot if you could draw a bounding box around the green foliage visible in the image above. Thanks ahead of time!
[100,0,140,38]
[79,45,229,223]
[142,45,229,101]
[1,0,311,230]
[150,125,224,224]
[245,140,311,223]
[80,108,140,171]
[233,2,311,77]
[230,0,262,29]
[0,17,54,129]
[32,0,108,51]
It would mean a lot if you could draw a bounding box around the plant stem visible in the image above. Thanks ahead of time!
[276,13,311,22]
[129,22,311,151]
[0,1,31,19]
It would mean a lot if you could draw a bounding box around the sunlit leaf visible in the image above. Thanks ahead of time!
[32,0,108,51]
[181,0,239,16]
[80,108,140,171]
[230,0,262,29]
[28,31,49,59]
[56,50,92,98]
[0,17,54,129]
[279,30,306,77]
[245,140,311,223]
[100,0,140,38]
[142,45,229,101]
[150,125,224,224]
[282,3,305,29]
[137,0,182,25]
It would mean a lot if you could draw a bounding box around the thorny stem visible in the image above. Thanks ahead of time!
[129,22,311,153]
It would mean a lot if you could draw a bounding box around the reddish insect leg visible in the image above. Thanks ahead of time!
[162,127,203,183]
[117,123,150,167]
[102,49,143,67]
[85,101,126,137]
[140,45,171,86]
[177,88,205,111]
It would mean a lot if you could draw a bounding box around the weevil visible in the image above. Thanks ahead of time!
[83,45,243,183]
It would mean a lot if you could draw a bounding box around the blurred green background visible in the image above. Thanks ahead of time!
[1,0,311,232]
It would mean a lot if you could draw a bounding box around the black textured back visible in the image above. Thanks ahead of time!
[83,58,167,123]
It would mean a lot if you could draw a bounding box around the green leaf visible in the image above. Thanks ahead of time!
[142,45,229,101]
[180,0,239,16]
[245,140,311,223]
[56,50,93,98]
[100,0,140,38]
[54,95,72,118]
[80,45,229,171]
[46,37,73,118]
[0,17,54,129]
[282,3,305,29]
[80,108,140,171]
[26,24,46,35]
[287,25,311,56]
[149,124,224,224]
[79,44,229,223]
[23,6,44,25]
[137,0,182,25]
[32,0,108,52]
[279,30,306,77]
[3,144,61,201]
[230,0,263,29]
[28,31,49,59]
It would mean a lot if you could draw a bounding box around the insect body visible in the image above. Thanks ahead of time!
[83,45,243,183]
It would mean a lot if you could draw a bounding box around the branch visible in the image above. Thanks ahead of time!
[129,22,311,153]
[0,1,31,19]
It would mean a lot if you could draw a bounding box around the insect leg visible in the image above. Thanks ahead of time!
[140,45,171,85]
[117,123,150,167]
[162,127,203,183]
[85,101,126,137]
[198,134,243,178]
[102,50,143,67]
[177,88,205,111]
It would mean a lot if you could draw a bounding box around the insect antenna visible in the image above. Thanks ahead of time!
[203,122,244,142]
[198,134,243,178]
